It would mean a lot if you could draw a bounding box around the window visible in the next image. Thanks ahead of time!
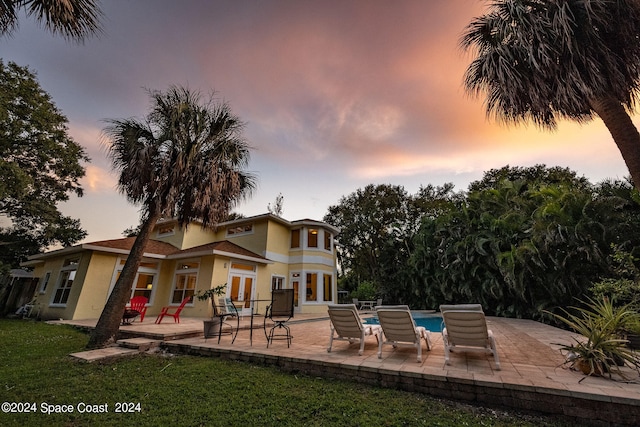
[306,273,317,301]
[230,262,256,271]
[303,272,333,303]
[323,274,333,302]
[52,257,79,305]
[307,229,318,248]
[271,275,285,291]
[132,273,155,300]
[112,259,159,301]
[172,261,199,304]
[39,271,51,294]
[290,229,300,248]
[226,223,253,236]
[157,225,174,236]
[324,231,332,251]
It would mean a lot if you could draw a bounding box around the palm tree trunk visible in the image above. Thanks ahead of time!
[86,205,162,349]
[590,96,640,189]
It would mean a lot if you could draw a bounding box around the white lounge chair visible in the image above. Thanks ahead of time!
[327,304,381,355]
[439,304,501,370]
[376,305,432,362]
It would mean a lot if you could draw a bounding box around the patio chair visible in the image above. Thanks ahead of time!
[327,304,381,355]
[128,296,148,322]
[205,297,239,343]
[376,305,432,362]
[264,289,294,347]
[439,304,501,370]
[155,296,191,324]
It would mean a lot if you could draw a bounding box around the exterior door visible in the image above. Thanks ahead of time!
[229,273,254,314]
[291,272,301,313]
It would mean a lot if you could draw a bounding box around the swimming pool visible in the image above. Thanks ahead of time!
[363,311,444,333]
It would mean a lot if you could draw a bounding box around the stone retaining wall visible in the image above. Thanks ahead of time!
[162,341,640,426]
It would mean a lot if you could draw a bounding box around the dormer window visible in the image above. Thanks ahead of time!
[226,223,253,237]
[157,225,175,237]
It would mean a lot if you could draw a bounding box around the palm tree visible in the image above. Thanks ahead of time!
[87,86,256,348]
[461,0,640,188]
[0,0,102,41]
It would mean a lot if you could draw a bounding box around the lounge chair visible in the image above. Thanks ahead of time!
[155,296,191,324]
[439,304,501,370]
[327,304,381,355]
[376,305,432,362]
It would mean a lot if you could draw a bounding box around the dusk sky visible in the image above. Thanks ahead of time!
[3,0,632,243]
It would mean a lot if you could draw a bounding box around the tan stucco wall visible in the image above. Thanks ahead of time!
[72,252,118,319]
[264,221,292,257]
[33,252,89,320]
[180,224,218,250]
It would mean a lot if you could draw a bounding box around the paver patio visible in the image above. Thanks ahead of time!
[57,314,640,425]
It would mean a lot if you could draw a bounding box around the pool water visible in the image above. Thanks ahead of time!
[364,313,444,333]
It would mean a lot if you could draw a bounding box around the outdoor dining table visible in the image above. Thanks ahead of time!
[246,299,271,346]
[358,300,375,310]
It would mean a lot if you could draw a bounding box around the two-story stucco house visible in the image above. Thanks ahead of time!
[22,214,339,321]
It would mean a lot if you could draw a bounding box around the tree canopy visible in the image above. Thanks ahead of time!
[325,166,640,320]
[462,0,640,188]
[0,60,87,269]
[0,0,103,42]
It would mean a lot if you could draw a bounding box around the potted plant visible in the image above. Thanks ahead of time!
[547,297,640,378]
[196,284,227,338]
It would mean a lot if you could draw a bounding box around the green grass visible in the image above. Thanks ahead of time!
[0,319,569,426]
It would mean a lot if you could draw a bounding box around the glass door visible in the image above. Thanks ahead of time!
[229,273,254,316]
[291,272,301,313]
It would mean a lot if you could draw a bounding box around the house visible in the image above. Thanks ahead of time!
[22,214,339,321]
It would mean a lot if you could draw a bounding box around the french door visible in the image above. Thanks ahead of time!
[229,272,255,315]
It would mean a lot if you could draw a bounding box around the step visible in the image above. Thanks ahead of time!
[69,347,139,362]
[118,337,162,351]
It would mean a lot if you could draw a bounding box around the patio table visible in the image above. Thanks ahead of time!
[247,299,271,345]
[359,300,375,310]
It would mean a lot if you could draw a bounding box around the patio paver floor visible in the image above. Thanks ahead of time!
[56,314,640,424]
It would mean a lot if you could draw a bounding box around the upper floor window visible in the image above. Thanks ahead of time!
[226,223,253,237]
[324,231,332,251]
[307,229,318,248]
[290,229,301,248]
[157,225,175,237]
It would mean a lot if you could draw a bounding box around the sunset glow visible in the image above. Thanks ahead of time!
[3,0,632,241]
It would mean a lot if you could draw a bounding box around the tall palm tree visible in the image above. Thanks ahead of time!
[87,86,256,349]
[461,0,640,187]
[0,0,102,41]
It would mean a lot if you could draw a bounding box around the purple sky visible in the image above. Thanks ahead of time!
[3,0,631,243]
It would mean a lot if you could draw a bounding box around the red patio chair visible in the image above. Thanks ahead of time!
[155,296,192,324]
[128,296,148,322]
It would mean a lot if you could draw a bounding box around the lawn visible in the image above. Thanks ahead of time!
[0,319,570,426]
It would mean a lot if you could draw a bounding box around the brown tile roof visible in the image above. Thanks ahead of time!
[85,238,266,261]
[176,240,267,260]
[85,237,179,255]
